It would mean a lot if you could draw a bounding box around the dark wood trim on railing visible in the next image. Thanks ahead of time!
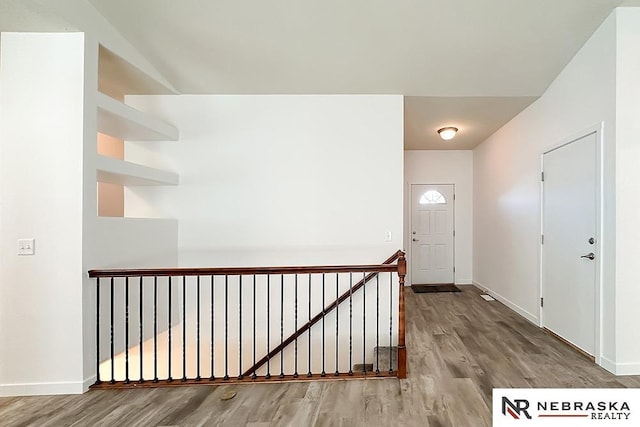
[90,370,397,390]
[397,253,407,379]
[89,264,399,278]
[240,250,404,378]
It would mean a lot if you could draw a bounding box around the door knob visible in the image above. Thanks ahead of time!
[412,238,419,242]
[581,253,595,260]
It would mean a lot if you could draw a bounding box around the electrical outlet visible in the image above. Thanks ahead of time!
[17,238,35,256]
[385,231,392,242]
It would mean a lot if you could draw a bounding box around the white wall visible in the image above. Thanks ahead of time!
[125,95,404,267]
[0,33,86,396]
[6,0,176,94]
[473,12,618,364]
[121,94,404,375]
[404,150,473,285]
[614,7,640,374]
[0,31,179,396]
[80,36,179,387]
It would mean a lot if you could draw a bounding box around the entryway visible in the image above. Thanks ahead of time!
[410,184,455,287]
[541,130,599,359]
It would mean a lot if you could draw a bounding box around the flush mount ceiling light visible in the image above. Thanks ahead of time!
[437,127,458,141]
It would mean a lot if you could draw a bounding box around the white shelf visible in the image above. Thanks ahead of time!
[96,155,179,186]
[97,92,179,141]
[98,45,177,98]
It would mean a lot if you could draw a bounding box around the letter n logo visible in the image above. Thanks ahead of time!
[502,397,532,419]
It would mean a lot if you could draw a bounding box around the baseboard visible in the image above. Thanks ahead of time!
[0,380,86,397]
[472,280,539,325]
[455,280,473,286]
[83,375,97,392]
[599,358,640,376]
[600,356,617,374]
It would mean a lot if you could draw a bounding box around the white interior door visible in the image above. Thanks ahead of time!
[542,132,597,356]
[410,184,454,285]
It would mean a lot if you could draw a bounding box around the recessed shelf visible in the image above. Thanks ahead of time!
[98,45,177,98]
[97,92,179,142]
[96,155,179,186]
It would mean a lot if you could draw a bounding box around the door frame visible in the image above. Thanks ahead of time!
[539,123,603,364]
[409,183,456,285]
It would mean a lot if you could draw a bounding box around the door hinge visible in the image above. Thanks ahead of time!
[541,234,544,244]
[453,266,456,273]
[540,297,544,307]
[541,171,545,182]
[453,193,456,201]
[453,230,456,237]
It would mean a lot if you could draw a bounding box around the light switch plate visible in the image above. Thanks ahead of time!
[17,238,35,255]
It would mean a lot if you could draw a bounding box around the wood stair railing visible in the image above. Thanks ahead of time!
[88,251,406,387]
[241,250,405,378]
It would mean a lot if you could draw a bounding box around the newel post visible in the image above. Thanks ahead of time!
[397,251,407,379]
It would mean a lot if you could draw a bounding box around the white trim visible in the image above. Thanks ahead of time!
[83,375,97,392]
[0,380,86,397]
[611,362,640,376]
[472,281,539,325]
[539,123,604,365]
[600,356,617,375]
[599,357,640,376]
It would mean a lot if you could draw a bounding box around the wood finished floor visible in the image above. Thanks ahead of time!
[2,285,640,427]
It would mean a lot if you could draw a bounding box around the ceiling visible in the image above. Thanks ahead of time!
[3,0,640,148]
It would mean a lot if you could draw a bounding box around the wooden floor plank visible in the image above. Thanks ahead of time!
[2,286,640,426]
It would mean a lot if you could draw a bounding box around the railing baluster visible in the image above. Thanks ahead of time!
[376,274,380,375]
[96,278,101,385]
[389,272,393,373]
[362,271,366,375]
[252,275,257,379]
[139,277,144,383]
[110,277,114,384]
[153,276,158,382]
[335,273,339,376]
[348,272,353,376]
[321,273,326,377]
[224,275,229,380]
[88,252,403,387]
[294,274,298,378]
[196,276,201,381]
[210,275,215,380]
[182,276,187,382]
[279,274,284,379]
[238,275,243,380]
[125,277,130,384]
[266,275,271,379]
[307,273,311,377]
[168,276,172,381]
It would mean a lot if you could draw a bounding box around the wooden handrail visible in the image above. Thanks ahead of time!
[89,263,399,278]
[241,250,404,378]
[397,253,407,379]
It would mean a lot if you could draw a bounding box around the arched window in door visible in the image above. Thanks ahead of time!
[419,190,446,205]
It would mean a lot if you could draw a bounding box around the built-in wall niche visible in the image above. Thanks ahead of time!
[94,45,179,219]
[97,133,124,217]
[98,45,174,100]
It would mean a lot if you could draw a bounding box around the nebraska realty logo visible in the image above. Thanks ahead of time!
[493,389,640,426]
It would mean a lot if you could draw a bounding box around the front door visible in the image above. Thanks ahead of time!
[410,184,455,285]
[542,132,597,356]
